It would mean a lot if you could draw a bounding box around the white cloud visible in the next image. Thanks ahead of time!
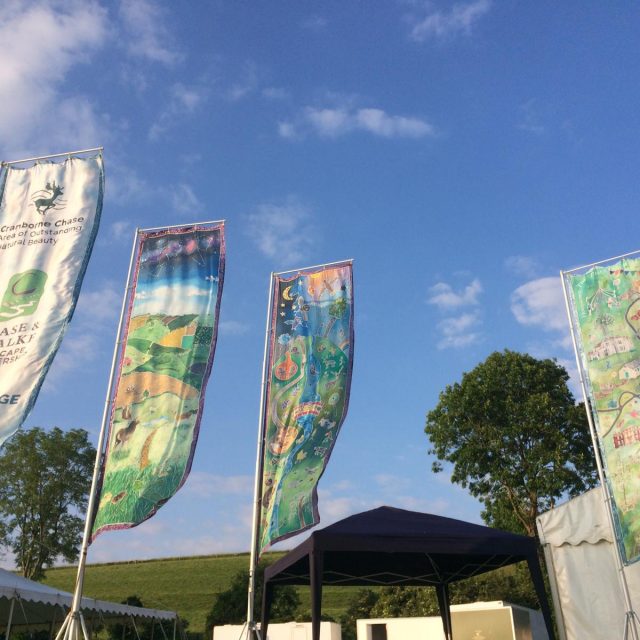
[75,283,122,325]
[109,220,134,241]
[44,281,121,388]
[262,87,289,101]
[219,320,250,336]
[278,121,299,140]
[437,312,482,349]
[280,106,435,140]
[518,99,545,135]
[108,164,153,206]
[118,0,182,65]
[505,255,540,278]
[0,1,109,154]
[427,278,482,309]
[149,83,208,140]
[227,63,259,101]
[301,15,328,31]
[408,0,492,42]
[511,276,567,332]
[170,183,202,216]
[184,472,253,498]
[245,197,316,263]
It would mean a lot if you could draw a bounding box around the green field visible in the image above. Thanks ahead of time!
[41,553,353,635]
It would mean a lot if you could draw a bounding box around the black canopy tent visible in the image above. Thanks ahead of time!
[262,506,555,640]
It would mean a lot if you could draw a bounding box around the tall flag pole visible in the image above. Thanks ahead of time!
[57,228,139,640]
[246,260,354,638]
[0,148,104,446]
[246,272,276,640]
[60,221,226,640]
[562,252,640,640]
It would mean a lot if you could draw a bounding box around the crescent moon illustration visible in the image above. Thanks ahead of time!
[283,286,293,301]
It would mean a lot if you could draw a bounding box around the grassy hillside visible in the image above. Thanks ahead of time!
[42,553,354,635]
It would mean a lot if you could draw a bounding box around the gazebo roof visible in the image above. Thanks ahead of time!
[264,506,539,587]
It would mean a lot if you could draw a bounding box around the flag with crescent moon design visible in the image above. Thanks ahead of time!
[91,223,225,540]
[0,153,103,447]
[259,261,354,553]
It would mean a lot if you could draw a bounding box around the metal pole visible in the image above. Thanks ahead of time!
[560,270,640,640]
[64,228,140,640]
[275,258,352,276]
[140,219,225,233]
[563,248,640,274]
[245,272,276,640]
[1,147,103,166]
[5,597,15,640]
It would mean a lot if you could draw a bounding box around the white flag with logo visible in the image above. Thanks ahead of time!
[0,153,104,445]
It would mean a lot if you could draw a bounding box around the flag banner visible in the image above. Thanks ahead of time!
[0,154,103,446]
[567,257,640,563]
[91,223,225,540]
[259,261,354,553]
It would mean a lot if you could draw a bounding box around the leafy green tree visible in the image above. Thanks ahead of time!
[425,350,597,536]
[0,427,95,579]
[339,590,380,640]
[205,563,300,637]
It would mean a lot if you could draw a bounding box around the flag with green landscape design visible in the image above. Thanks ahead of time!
[92,223,225,539]
[568,257,640,563]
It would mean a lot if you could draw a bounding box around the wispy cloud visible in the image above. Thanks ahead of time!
[301,15,328,31]
[436,312,482,349]
[185,472,253,498]
[505,255,540,279]
[244,197,316,263]
[517,99,545,135]
[511,276,567,333]
[227,62,259,101]
[407,0,492,42]
[0,1,109,155]
[149,83,208,140]
[118,0,182,66]
[427,278,483,349]
[170,183,202,216]
[109,220,134,242]
[219,320,251,336]
[44,281,121,389]
[262,87,290,101]
[280,106,435,140]
[427,278,482,309]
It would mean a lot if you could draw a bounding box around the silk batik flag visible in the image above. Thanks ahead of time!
[0,153,103,446]
[259,261,354,553]
[91,223,225,539]
[567,257,640,563]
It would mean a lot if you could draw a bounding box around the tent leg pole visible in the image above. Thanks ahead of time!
[79,612,91,640]
[5,597,15,640]
[172,619,176,640]
[54,611,71,640]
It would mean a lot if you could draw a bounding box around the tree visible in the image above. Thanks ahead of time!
[0,427,95,579]
[339,590,380,640]
[425,350,597,537]
[205,563,300,637]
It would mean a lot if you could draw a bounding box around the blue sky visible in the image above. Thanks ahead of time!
[1,0,639,564]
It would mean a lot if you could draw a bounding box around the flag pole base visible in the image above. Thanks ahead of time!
[56,612,90,640]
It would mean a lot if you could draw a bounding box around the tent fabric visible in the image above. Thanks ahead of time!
[0,568,176,630]
[262,506,555,640]
[537,487,640,640]
[537,486,612,547]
